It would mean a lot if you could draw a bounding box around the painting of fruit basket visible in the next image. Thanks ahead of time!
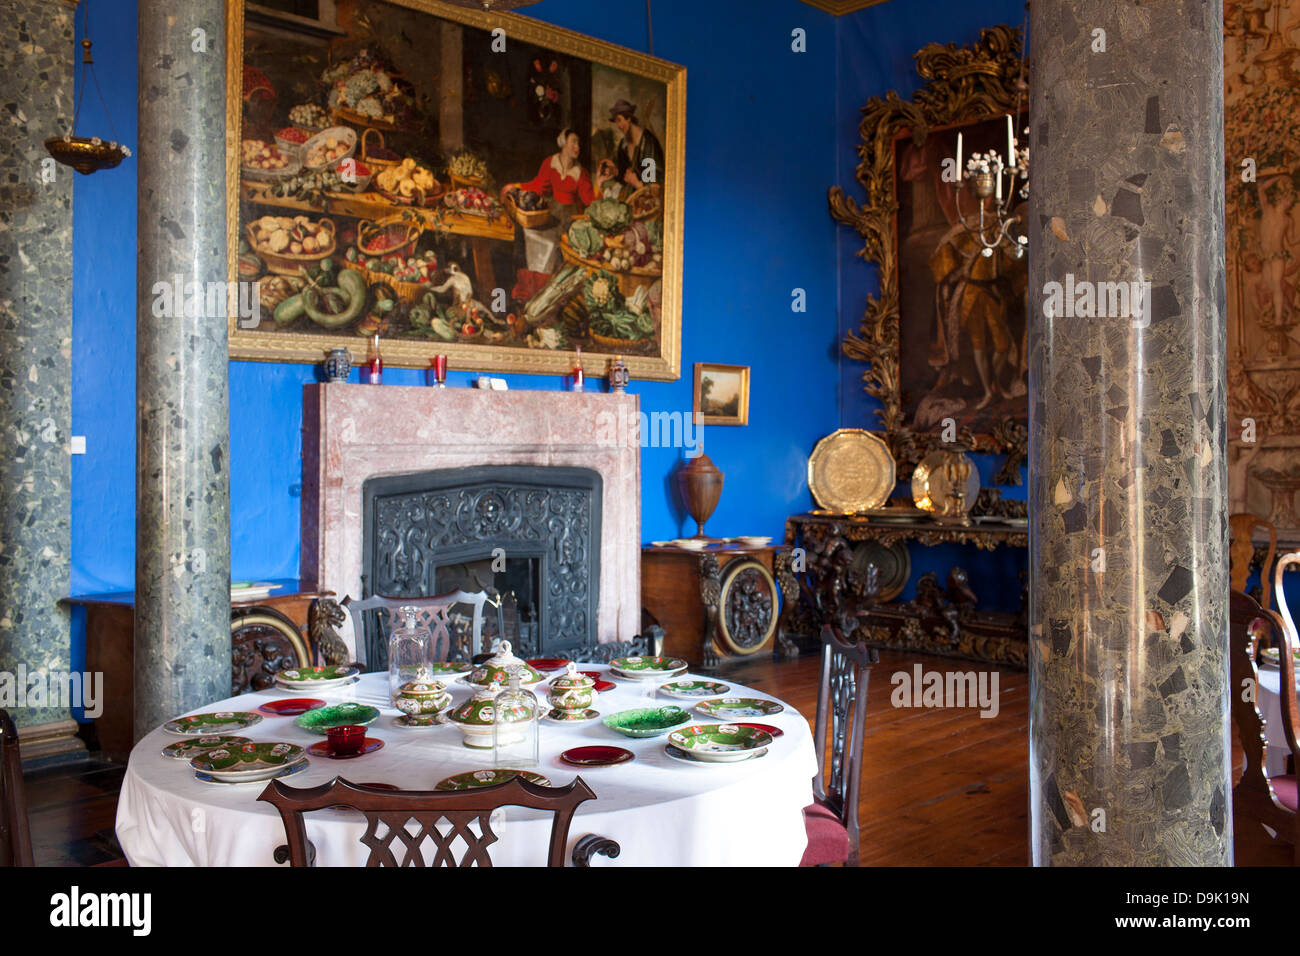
[225,0,684,380]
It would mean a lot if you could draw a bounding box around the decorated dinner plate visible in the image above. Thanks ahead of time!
[696,697,785,720]
[664,742,767,766]
[195,760,308,786]
[425,661,472,678]
[258,698,326,716]
[435,769,552,791]
[189,741,306,778]
[294,702,380,735]
[734,722,784,738]
[1260,646,1299,666]
[667,724,773,762]
[609,656,689,680]
[274,664,360,689]
[161,735,251,759]
[559,745,634,767]
[163,711,263,736]
[544,707,600,722]
[659,679,731,699]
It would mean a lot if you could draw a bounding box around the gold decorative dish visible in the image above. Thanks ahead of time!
[807,429,896,513]
[911,449,980,519]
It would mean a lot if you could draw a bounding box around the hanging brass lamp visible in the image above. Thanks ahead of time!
[44,1,131,175]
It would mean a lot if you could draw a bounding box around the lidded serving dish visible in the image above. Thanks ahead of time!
[466,640,545,686]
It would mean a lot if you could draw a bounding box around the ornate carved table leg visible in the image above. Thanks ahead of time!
[309,598,350,666]
[773,550,800,659]
[697,553,723,670]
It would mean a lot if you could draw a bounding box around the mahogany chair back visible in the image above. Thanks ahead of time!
[0,709,34,867]
[342,589,492,670]
[258,775,596,867]
[811,625,878,866]
[1228,587,1297,864]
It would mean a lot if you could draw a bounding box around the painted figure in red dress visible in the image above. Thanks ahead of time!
[514,128,614,217]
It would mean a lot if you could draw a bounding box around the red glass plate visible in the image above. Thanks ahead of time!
[579,671,617,693]
[527,658,571,672]
[306,738,385,759]
[560,745,635,767]
[259,698,326,716]
[734,722,783,738]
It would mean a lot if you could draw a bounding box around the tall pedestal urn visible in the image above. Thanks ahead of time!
[677,454,724,539]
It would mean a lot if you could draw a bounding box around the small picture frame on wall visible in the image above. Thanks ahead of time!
[693,363,749,426]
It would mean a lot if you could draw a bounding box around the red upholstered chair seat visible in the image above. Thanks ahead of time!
[800,797,851,867]
[1272,774,1298,811]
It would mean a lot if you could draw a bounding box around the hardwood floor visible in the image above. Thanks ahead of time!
[23,645,1257,866]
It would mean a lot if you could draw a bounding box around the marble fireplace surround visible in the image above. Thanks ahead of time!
[301,385,640,655]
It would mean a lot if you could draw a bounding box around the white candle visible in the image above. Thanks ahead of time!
[1006,114,1015,169]
[956,132,963,178]
[996,163,1003,201]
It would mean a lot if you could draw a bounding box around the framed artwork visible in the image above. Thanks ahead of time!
[829,25,1028,482]
[224,0,685,380]
[694,363,749,426]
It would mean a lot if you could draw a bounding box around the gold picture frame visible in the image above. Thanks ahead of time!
[225,0,685,380]
[693,363,749,426]
[828,24,1028,480]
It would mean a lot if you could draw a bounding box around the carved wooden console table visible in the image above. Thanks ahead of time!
[784,497,1028,669]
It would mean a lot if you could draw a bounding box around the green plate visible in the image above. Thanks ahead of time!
[294,702,380,734]
[602,706,692,738]
[161,735,250,759]
[695,697,785,720]
[190,741,305,775]
[275,664,360,684]
[435,769,551,791]
[609,656,688,674]
[163,711,263,736]
[667,723,773,762]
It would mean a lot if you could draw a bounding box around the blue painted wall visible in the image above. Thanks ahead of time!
[70,0,840,594]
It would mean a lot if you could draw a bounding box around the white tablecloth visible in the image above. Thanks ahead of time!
[116,666,818,867]
[1258,664,1295,777]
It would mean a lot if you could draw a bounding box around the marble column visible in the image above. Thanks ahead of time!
[134,0,231,737]
[1028,0,1230,865]
[0,0,82,761]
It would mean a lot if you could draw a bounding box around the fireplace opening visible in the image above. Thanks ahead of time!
[361,465,602,665]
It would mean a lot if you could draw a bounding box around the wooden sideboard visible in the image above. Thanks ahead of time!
[64,581,330,756]
[641,544,798,670]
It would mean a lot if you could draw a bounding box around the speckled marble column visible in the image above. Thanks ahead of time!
[0,0,79,757]
[134,0,230,738]
[1028,0,1230,865]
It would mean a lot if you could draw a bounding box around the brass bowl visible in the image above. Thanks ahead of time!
[44,136,128,175]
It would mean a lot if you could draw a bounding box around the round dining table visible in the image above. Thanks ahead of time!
[1257,661,1296,777]
[115,664,818,867]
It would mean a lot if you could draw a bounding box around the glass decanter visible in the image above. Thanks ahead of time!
[492,667,539,769]
[388,605,432,706]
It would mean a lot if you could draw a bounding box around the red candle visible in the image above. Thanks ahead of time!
[572,346,584,392]
[366,334,382,385]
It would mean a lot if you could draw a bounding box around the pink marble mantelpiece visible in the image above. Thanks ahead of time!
[301,384,640,652]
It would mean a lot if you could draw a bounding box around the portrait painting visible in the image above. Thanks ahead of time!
[226,0,684,379]
[894,114,1028,441]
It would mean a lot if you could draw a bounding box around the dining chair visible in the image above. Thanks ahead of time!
[1230,512,1277,610]
[341,589,494,671]
[258,775,605,866]
[801,624,878,866]
[0,709,34,867]
[1228,587,1298,865]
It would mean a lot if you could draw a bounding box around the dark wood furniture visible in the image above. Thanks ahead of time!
[641,543,798,669]
[1,709,34,866]
[801,625,878,867]
[1229,588,1298,865]
[1230,512,1277,610]
[258,775,599,867]
[64,581,330,756]
[341,589,492,671]
[785,501,1028,668]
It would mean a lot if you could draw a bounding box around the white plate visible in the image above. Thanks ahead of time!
[664,744,767,766]
[273,674,360,692]
[194,760,309,786]
[613,666,688,682]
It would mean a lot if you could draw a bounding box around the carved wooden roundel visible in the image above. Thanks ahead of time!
[718,559,778,656]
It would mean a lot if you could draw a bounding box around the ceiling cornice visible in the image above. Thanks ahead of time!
[798,0,893,15]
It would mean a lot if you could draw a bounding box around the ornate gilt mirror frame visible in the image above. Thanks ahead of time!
[829,25,1028,482]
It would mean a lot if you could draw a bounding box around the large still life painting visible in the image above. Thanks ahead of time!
[226,0,684,379]
[1226,0,1300,542]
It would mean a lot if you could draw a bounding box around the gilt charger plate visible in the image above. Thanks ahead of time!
[807,429,896,513]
